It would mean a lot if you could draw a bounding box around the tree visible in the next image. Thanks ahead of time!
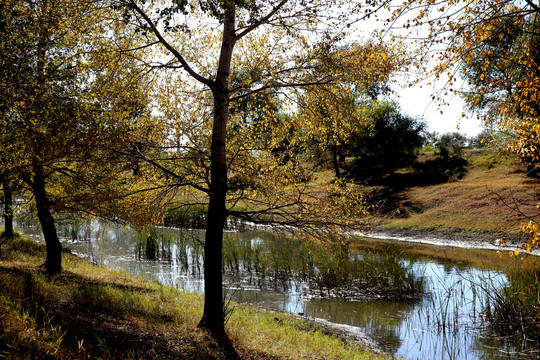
[0,0,166,273]
[0,0,67,272]
[0,177,14,239]
[385,0,540,247]
[460,11,540,175]
[297,43,399,178]
[110,0,391,336]
[437,132,467,155]
[348,101,425,179]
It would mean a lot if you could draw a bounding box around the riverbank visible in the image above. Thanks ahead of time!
[364,226,530,253]
[349,149,539,253]
[0,234,389,360]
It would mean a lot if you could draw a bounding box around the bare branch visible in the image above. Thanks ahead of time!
[234,0,288,42]
[125,0,213,87]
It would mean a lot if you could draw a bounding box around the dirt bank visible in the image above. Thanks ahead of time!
[363,227,538,255]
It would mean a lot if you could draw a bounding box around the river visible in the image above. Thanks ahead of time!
[13,218,539,360]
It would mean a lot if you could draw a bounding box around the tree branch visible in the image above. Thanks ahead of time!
[125,0,213,88]
[229,78,332,102]
[234,0,288,42]
[525,0,540,14]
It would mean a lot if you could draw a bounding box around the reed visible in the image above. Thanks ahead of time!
[483,263,540,341]
[163,205,247,230]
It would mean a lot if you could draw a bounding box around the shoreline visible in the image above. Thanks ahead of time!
[361,227,538,255]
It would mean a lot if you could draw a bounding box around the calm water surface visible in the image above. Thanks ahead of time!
[15,219,539,360]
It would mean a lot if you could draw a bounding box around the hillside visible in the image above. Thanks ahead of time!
[345,149,540,241]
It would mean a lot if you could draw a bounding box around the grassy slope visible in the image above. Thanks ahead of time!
[0,235,389,360]
[361,149,540,239]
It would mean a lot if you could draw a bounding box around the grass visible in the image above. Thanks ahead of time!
[369,149,540,238]
[0,235,391,360]
[483,262,540,341]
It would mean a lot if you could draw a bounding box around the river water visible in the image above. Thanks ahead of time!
[13,219,539,360]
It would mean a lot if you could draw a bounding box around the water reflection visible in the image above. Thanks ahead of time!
[10,218,539,360]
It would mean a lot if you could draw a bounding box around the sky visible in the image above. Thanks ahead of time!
[393,80,484,137]
[352,2,486,137]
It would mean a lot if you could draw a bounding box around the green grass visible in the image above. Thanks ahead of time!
[0,235,390,360]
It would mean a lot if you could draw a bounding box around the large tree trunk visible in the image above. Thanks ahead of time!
[197,5,236,336]
[2,178,14,238]
[32,164,62,274]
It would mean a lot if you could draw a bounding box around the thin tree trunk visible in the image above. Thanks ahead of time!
[332,145,340,178]
[2,178,13,238]
[197,5,236,336]
[32,164,62,274]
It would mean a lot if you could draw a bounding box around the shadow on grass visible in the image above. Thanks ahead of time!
[0,263,252,360]
[356,154,468,216]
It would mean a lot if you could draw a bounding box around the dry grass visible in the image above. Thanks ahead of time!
[378,149,540,236]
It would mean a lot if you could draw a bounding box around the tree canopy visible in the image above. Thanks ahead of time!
[97,0,404,335]
[348,101,426,179]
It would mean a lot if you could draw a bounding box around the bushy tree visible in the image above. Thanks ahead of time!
[0,0,165,273]
[348,101,425,179]
[437,132,467,155]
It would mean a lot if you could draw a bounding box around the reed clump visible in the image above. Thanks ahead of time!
[163,205,247,230]
[221,233,425,300]
[136,228,203,273]
[135,227,425,300]
[484,263,540,341]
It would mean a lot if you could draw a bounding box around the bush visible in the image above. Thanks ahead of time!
[348,102,426,180]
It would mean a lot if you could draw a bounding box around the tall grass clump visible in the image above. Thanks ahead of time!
[484,264,540,341]
[136,227,204,271]
[163,205,208,229]
[61,220,93,241]
[222,233,425,300]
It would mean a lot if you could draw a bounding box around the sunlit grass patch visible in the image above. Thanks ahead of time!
[228,305,390,360]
